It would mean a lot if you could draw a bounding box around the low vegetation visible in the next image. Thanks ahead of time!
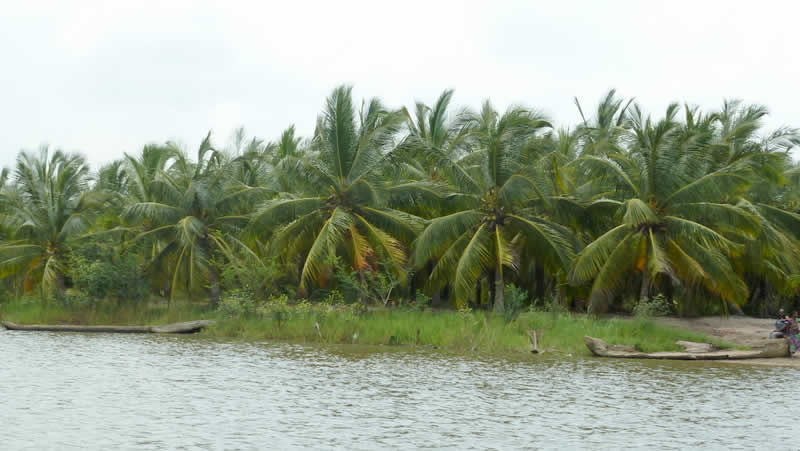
[0,295,734,355]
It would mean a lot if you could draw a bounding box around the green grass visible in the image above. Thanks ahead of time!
[0,297,736,355]
[0,297,209,326]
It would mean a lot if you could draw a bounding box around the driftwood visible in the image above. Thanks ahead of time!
[0,320,214,334]
[675,340,717,353]
[527,329,541,354]
[584,335,790,360]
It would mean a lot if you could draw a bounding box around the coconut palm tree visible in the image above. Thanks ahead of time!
[569,103,761,313]
[0,147,93,296]
[251,85,425,296]
[390,90,478,304]
[720,111,800,314]
[574,89,634,156]
[123,144,176,203]
[412,101,574,312]
[122,133,261,305]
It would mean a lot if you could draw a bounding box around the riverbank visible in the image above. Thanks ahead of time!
[0,299,737,355]
[655,316,800,367]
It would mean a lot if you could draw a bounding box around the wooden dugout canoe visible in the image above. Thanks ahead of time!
[584,335,790,360]
[0,320,215,334]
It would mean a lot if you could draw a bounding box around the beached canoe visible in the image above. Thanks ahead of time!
[0,320,214,334]
[584,335,790,360]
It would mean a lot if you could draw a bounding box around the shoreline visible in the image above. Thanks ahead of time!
[654,316,799,367]
[3,299,795,365]
[1,299,748,357]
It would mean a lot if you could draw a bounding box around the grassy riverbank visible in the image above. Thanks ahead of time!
[0,298,736,355]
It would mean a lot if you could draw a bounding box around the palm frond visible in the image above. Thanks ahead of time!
[453,224,493,305]
[298,208,353,294]
[412,210,483,266]
[569,225,630,284]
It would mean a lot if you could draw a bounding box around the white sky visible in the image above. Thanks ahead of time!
[1,0,798,170]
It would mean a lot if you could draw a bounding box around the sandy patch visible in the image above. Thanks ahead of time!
[656,316,799,368]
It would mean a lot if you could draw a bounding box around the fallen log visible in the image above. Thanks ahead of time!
[584,335,790,360]
[0,320,215,334]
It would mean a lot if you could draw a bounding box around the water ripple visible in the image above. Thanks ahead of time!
[1,330,797,450]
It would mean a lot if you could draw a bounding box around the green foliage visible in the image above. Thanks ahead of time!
[0,147,93,294]
[529,294,567,315]
[3,296,734,354]
[632,293,673,318]
[323,254,403,306]
[51,290,92,310]
[412,290,431,311]
[217,289,258,317]
[502,284,528,322]
[70,244,150,303]
[220,257,295,299]
[1,87,800,318]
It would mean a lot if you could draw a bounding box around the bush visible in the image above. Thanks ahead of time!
[52,290,92,309]
[217,289,257,317]
[529,293,566,314]
[321,254,402,306]
[220,258,296,299]
[70,243,150,303]
[255,294,291,326]
[412,290,431,311]
[633,293,673,318]
[503,284,528,322]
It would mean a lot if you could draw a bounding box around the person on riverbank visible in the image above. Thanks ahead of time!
[771,309,790,339]
[784,312,800,354]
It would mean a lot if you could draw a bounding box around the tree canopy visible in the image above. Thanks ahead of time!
[2,86,799,316]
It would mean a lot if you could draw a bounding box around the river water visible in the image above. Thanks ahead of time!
[1,330,797,450]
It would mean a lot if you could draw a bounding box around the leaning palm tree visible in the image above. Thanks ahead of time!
[570,103,761,313]
[0,147,93,296]
[252,85,424,296]
[412,101,574,312]
[122,134,261,305]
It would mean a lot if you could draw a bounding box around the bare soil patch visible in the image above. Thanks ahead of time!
[656,316,799,367]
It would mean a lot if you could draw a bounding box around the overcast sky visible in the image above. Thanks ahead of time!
[1,0,798,170]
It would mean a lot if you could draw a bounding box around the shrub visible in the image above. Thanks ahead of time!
[633,293,673,318]
[220,258,296,299]
[503,284,528,322]
[70,243,150,303]
[217,289,257,317]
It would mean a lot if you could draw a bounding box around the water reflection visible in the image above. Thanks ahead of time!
[1,329,796,450]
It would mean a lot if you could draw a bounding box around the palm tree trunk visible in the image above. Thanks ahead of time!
[55,270,66,294]
[162,279,171,299]
[488,270,495,309]
[208,267,221,308]
[427,261,442,308]
[493,270,505,313]
[40,283,48,311]
[431,289,442,308]
[358,271,367,305]
[639,270,650,303]
[534,264,545,301]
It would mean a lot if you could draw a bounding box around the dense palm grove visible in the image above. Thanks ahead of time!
[2,87,799,316]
